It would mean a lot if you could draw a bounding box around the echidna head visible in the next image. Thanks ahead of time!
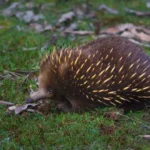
[26,48,77,103]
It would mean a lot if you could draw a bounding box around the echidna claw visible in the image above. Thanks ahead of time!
[26,98,34,103]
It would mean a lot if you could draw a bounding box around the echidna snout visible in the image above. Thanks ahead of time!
[26,88,54,103]
[27,36,150,112]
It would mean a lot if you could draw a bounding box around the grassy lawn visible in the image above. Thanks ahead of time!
[0,0,150,149]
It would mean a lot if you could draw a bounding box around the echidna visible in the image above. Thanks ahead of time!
[27,36,150,112]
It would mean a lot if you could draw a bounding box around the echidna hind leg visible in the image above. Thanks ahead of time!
[56,101,74,112]
[56,97,81,112]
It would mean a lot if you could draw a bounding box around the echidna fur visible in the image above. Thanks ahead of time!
[27,36,150,112]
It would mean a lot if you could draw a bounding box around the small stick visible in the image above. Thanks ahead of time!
[17,74,30,92]
[116,112,150,130]
[26,108,43,115]
[0,100,14,106]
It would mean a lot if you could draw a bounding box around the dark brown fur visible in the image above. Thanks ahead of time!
[28,36,150,112]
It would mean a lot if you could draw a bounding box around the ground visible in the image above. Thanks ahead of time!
[0,0,150,150]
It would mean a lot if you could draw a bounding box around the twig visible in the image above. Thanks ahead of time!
[26,108,43,115]
[17,74,30,92]
[1,70,38,80]
[14,70,38,74]
[22,47,38,51]
[4,70,22,78]
[129,39,150,48]
[125,8,150,17]
[0,100,14,106]
[64,30,93,35]
[116,112,150,130]
[98,4,118,15]
[41,35,58,51]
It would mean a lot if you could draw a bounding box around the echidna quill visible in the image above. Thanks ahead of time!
[27,36,150,112]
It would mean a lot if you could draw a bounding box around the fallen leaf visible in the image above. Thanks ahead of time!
[7,105,16,111]
[125,8,150,17]
[2,2,45,23]
[73,4,95,19]
[2,2,20,16]
[73,4,88,18]
[5,98,52,115]
[120,31,136,39]
[101,23,134,34]
[98,34,150,48]
[101,23,150,43]
[98,4,118,15]
[15,103,38,115]
[7,103,38,115]
[117,23,135,31]
[141,135,150,140]
[29,22,52,33]
[32,14,45,22]
[57,11,75,24]
[147,2,150,8]
[64,23,78,31]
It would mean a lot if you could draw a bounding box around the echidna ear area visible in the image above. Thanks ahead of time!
[41,47,150,107]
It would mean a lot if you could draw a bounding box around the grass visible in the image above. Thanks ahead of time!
[0,0,150,149]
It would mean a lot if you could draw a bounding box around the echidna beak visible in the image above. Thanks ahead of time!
[26,88,54,103]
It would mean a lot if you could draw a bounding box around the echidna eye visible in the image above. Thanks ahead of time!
[49,89,54,94]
